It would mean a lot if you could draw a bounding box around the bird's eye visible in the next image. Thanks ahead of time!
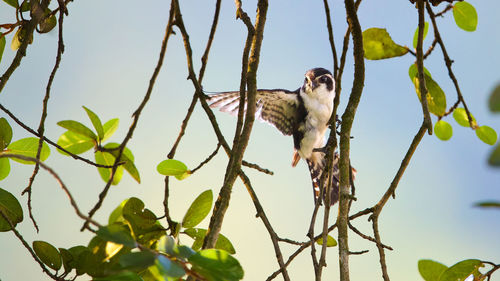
[319,76,329,83]
[304,78,308,84]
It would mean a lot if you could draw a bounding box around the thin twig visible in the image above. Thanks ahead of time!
[0,210,68,281]
[426,4,476,128]
[416,0,433,134]
[0,103,115,168]
[348,222,393,250]
[190,143,221,174]
[0,154,101,227]
[81,0,176,231]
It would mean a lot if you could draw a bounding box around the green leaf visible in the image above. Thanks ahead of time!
[157,235,196,260]
[434,120,453,141]
[6,137,50,164]
[362,28,408,60]
[413,22,429,49]
[488,143,500,166]
[0,34,6,66]
[0,118,14,150]
[59,248,74,273]
[120,251,156,269]
[96,225,136,248]
[94,271,143,281]
[408,64,432,80]
[189,249,244,281]
[0,187,23,231]
[57,131,95,155]
[104,143,141,183]
[0,158,10,181]
[152,255,186,279]
[489,84,500,113]
[57,120,97,140]
[109,198,129,225]
[182,190,213,229]
[439,259,483,281]
[453,108,476,127]
[157,159,190,180]
[2,0,18,8]
[412,74,447,116]
[475,201,500,208]
[476,125,497,145]
[19,0,30,12]
[67,245,89,276]
[103,118,119,142]
[83,106,104,141]
[33,240,62,271]
[316,235,337,247]
[95,151,123,185]
[418,259,448,281]
[38,14,57,33]
[453,1,478,32]
[184,228,235,254]
[122,197,159,238]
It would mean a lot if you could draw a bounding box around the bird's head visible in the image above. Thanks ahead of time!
[301,68,335,96]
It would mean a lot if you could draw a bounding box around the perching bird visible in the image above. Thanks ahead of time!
[208,67,342,205]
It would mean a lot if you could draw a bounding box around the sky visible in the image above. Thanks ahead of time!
[0,0,499,280]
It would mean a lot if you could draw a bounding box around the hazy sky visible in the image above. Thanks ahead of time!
[0,0,499,280]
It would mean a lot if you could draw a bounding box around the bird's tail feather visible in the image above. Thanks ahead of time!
[305,153,342,206]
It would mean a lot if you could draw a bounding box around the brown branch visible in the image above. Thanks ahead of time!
[348,221,393,250]
[426,4,476,128]
[337,0,365,280]
[0,210,69,281]
[370,122,427,281]
[416,0,433,134]
[0,103,114,168]
[81,0,176,231]
[190,143,221,174]
[241,160,274,175]
[1,154,101,228]
[23,0,67,232]
[202,0,268,250]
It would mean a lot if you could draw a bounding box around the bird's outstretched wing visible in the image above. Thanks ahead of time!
[207,89,301,136]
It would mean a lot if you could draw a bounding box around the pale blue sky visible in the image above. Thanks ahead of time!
[0,0,499,280]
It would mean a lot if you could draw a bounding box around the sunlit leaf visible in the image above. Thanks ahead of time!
[474,201,500,209]
[157,159,191,180]
[412,74,447,116]
[452,108,476,127]
[0,158,10,181]
[182,190,213,229]
[475,125,497,145]
[0,187,23,231]
[6,137,50,164]
[83,106,104,141]
[439,259,483,281]
[11,27,22,51]
[104,143,140,183]
[408,64,432,80]
[189,249,244,281]
[362,28,408,60]
[184,228,235,254]
[122,197,159,239]
[434,120,453,141]
[0,117,13,151]
[453,1,478,32]
[57,130,95,155]
[109,199,129,225]
[96,225,136,248]
[95,151,123,185]
[413,22,429,49]
[418,259,447,281]
[316,235,337,247]
[33,241,62,271]
[57,120,97,140]
[103,118,119,142]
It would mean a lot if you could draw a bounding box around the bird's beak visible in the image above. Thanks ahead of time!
[310,80,318,90]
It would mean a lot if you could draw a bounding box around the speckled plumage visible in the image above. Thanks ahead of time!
[208,68,341,205]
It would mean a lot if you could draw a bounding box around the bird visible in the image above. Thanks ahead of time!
[207,67,343,205]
